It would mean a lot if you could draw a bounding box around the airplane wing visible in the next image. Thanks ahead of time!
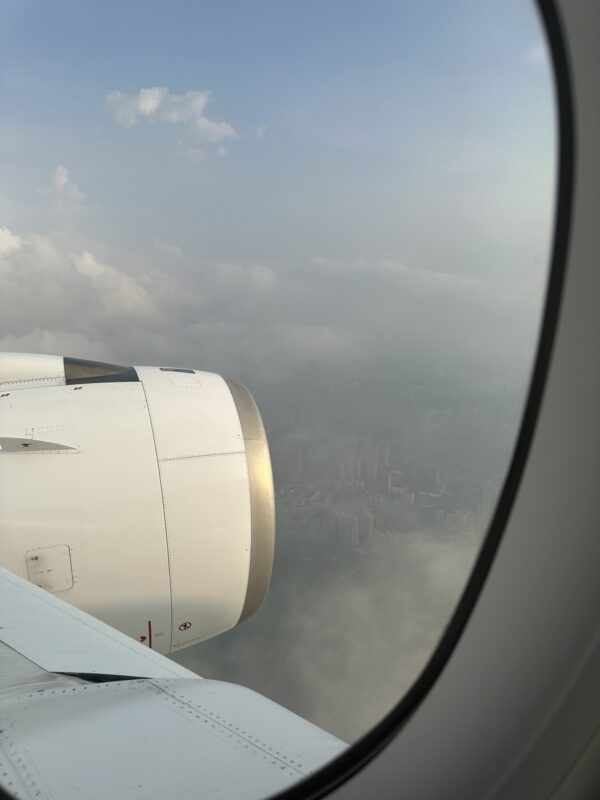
[0,566,345,800]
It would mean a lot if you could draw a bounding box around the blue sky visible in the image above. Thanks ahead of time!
[0,0,555,376]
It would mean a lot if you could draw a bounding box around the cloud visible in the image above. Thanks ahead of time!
[193,116,237,144]
[0,329,111,362]
[311,255,481,295]
[71,250,152,316]
[0,227,156,356]
[525,42,549,67]
[282,530,480,738]
[255,124,267,140]
[153,237,183,257]
[106,86,206,127]
[54,165,84,200]
[0,220,541,390]
[106,86,238,157]
[0,226,22,257]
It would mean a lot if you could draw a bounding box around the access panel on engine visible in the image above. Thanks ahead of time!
[26,545,74,593]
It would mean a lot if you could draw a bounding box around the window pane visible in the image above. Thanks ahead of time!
[0,0,555,793]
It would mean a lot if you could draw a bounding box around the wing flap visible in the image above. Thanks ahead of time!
[0,677,345,800]
[0,567,345,799]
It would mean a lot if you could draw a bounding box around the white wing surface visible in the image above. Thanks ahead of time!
[0,567,345,800]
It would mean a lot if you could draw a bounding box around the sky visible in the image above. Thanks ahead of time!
[0,0,556,747]
[0,0,555,380]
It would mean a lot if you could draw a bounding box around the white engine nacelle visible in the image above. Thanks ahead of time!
[0,353,275,655]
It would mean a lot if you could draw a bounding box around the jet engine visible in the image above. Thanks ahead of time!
[0,353,275,654]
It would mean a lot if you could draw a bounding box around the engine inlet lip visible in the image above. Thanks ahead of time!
[224,378,275,622]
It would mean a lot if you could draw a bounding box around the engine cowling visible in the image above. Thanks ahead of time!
[0,353,275,654]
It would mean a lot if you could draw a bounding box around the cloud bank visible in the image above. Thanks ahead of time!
[0,225,542,386]
[0,227,22,257]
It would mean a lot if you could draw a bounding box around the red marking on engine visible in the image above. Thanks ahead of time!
[178,621,192,631]
[139,635,147,643]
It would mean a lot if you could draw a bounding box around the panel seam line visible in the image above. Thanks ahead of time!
[140,381,175,653]
[159,450,245,463]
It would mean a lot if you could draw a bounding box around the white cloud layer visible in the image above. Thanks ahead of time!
[0,227,22,257]
[0,226,158,360]
[106,87,207,127]
[54,165,84,200]
[71,250,152,316]
[106,86,238,157]
[0,222,542,386]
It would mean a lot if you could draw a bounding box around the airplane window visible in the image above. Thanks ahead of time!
[0,0,556,796]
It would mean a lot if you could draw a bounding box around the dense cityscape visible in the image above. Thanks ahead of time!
[263,365,521,560]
